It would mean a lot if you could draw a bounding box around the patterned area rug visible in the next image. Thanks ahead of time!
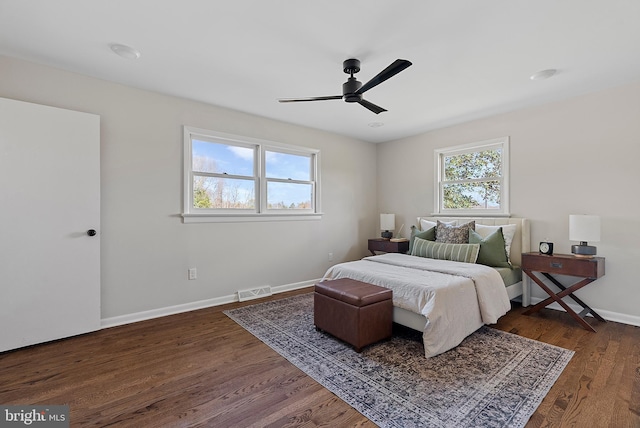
[224,293,573,428]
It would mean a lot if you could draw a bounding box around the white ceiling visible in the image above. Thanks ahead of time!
[1,1,639,143]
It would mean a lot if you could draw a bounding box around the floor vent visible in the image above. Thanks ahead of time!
[237,286,272,302]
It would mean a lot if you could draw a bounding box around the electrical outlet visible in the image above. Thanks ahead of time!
[188,268,197,280]
[328,252,333,261]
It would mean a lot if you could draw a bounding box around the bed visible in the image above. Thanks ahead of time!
[323,217,531,357]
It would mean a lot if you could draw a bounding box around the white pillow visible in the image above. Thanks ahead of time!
[475,224,517,261]
[419,219,454,231]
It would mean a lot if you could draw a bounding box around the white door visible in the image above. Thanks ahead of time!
[0,97,100,352]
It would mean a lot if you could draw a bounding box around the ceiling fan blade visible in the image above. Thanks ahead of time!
[278,95,342,103]
[358,99,387,114]
[355,59,412,95]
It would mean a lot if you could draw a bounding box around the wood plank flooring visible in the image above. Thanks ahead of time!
[1,287,639,427]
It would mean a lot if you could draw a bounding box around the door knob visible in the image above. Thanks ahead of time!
[87,229,97,236]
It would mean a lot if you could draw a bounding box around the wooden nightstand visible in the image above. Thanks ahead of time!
[521,252,605,332]
[368,238,409,256]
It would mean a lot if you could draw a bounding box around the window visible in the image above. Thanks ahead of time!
[434,137,510,216]
[264,150,314,210]
[183,127,321,222]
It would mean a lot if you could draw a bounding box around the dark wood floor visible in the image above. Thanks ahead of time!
[1,287,639,427]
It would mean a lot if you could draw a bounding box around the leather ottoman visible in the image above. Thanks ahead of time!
[314,278,393,352]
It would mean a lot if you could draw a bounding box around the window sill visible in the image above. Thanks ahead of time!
[182,212,324,223]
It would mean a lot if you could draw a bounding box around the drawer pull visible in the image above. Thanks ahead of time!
[551,262,563,269]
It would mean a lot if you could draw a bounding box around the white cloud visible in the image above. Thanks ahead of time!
[228,146,254,160]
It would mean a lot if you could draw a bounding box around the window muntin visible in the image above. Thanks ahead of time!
[434,138,509,215]
[183,127,321,222]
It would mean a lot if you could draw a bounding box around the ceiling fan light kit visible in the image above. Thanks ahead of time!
[278,58,412,114]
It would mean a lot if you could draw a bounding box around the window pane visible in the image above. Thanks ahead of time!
[192,139,254,176]
[265,151,311,180]
[193,176,255,209]
[267,182,312,209]
[443,181,501,209]
[444,149,502,181]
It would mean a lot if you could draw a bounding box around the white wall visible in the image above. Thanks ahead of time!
[0,55,378,320]
[377,80,640,325]
[4,53,639,327]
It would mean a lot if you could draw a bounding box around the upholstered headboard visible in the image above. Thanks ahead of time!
[416,217,530,267]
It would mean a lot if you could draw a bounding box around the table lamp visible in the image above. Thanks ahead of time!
[380,213,395,239]
[569,214,600,257]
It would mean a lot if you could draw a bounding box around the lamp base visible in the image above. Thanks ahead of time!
[571,242,597,257]
[381,230,393,239]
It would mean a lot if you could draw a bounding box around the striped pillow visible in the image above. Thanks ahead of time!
[411,237,480,263]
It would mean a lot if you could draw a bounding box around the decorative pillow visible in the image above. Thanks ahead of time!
[469,228,511,268]
[409,225,436,254]
[411,237,480,263]
[435,220,475,244]
[475,223,517,262]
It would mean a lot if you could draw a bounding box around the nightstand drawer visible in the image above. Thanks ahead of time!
[522,253,604,278]
[368,238,409,255]
[372,240,399,252]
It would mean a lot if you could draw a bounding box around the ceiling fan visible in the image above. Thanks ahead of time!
[278,58,412,114]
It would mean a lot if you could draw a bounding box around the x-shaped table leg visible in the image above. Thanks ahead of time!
[522,269,605,332]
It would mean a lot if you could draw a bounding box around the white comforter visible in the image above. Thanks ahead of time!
[323,253,511,357]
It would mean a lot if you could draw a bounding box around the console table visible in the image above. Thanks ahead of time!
[521,252,605,332]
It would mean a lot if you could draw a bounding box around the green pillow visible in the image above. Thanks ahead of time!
[409,226,435,254]
[469,228,511,268]
[411,237,480,263]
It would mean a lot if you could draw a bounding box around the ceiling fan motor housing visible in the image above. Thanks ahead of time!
[343,77,363,102]
[343,59,363,102]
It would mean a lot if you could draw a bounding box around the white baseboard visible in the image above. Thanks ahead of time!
[101,278,319,329]
[101,281,640,330]
[528,296,640,327]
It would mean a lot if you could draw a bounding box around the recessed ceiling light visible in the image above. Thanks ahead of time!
[109,43,141,60]
[530,69,557,81]
[368,122,384,128]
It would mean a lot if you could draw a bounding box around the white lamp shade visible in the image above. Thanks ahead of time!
[380,213,395,231]
[569,215,601,242]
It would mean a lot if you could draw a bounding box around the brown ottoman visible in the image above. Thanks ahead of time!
[314,278,393,352]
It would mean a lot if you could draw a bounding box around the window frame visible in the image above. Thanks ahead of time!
[433,137,510,217]
[262,147,316,213]
[183,126,322,223]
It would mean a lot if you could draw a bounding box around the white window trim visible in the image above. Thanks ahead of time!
[433,137,510,217]
[182,126,322,223]
[261,146,317,214]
